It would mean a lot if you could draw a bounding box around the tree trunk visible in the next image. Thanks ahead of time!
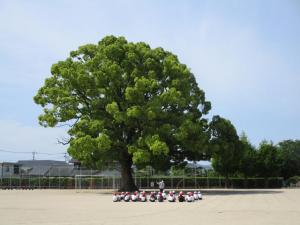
[119,152,138,191]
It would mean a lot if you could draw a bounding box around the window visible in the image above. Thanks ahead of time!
[14,165,19,174]
[5,165,10,172]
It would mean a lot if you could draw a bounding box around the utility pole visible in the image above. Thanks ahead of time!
[32,152,36,160]
[64,153,68,162]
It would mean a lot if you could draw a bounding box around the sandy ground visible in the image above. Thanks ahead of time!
[0,189,299,225]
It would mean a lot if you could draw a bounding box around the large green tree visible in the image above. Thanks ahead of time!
[256,140,281,178]
[209,115,244,186]
[34,36,211,191]
[239,132,257,178]
[278,140,300,179]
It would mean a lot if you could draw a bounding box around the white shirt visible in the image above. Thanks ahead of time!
[158,181,165,189]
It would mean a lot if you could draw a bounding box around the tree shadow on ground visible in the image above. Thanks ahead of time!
[202,189,283,195]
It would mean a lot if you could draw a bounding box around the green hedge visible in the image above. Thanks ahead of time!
[286,176,300,186]
[0,177,75,189]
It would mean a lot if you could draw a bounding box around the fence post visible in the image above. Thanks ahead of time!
[194,165,197,189]
[265,178,268,188]
[207,176,209,188]
[147,175,149,189]
[0,166,2,189]
[19,173,21,189]
[90,169,92,189]
[183,172,185,189]
[39,167,41,189]
[79,167,81,189]
[113,175,115,190]
[48,168,51,189]
[139,177,141,189]
[59,167,61,189]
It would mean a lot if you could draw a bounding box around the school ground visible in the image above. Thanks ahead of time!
[0,188,299,225]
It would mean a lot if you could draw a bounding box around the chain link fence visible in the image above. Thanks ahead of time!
[0,165,284,189]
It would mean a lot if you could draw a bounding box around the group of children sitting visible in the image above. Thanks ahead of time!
[113,190,203,202]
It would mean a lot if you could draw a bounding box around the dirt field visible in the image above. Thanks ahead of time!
[0,189,299,225]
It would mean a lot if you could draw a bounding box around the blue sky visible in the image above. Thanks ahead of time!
[0,0,299,161]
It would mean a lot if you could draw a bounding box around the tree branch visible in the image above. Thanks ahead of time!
[57,137,71,145]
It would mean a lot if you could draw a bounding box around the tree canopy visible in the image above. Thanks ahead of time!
[278,140,300,179]
[255,140,281,178]
[239,132,257,178]
[209,115,244,185]
[34,35,211,190]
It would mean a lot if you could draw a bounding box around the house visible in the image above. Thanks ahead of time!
[0,160,74,177]
[18,160,71,177]
[0,159,113,178]
[0,162,20,177]
[186,160,212,170]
